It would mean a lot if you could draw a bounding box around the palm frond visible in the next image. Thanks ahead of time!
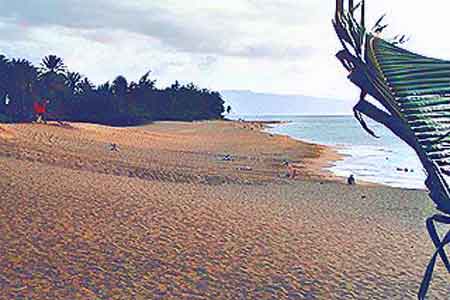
[372,14,386,31]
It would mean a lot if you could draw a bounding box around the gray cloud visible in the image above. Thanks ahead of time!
[235,44,313,59]
[0,0,312,59]
[197,55,218,70]
[0,0,347,99]
[0,0,230,55]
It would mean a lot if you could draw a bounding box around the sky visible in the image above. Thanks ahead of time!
[1,0,450,103]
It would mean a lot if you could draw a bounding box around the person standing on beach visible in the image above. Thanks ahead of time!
[33,99,48,124]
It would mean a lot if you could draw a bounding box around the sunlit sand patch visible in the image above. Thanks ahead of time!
[0,125,14,139]
[0,121,447,299]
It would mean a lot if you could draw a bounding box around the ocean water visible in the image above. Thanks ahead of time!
[232,115,426,190]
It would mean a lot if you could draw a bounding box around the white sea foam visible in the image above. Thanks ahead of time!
[329,145,425,189]
[233,115,427,190]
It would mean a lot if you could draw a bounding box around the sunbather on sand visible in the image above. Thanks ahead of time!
[287,163,297,179]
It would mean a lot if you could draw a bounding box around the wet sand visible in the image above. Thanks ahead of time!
[0,121,448,299]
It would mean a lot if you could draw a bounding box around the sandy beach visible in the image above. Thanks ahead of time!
[0,120,448,299]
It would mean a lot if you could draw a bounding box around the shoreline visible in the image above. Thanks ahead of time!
[252,118,427,191]
[231,120,347,183]
[239,119,381,187]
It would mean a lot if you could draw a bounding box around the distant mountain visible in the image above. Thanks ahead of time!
[221,90,354,116]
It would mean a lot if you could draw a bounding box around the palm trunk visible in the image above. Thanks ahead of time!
[361,0,365,28]
[0,91,6,114]
[21,91,25,120]
[336,0,344,19]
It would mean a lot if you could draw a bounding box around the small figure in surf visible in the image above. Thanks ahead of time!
[347,174,356,185]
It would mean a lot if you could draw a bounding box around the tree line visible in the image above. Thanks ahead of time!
[0,54,227,125]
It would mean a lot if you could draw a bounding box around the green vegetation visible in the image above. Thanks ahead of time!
[0,54,226,125]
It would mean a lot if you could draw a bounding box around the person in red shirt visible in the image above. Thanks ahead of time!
[33,99,48,124]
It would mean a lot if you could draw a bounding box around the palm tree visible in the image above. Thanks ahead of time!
[97,81,112,94]
[0,55,10,115]
[90,81,115,122]
[38,55,66,93]
[8,58,38,120]
[112,75,128,96]
[361,0,365,28]
[39,55,66,75]
[68,77,95,121]
[37,55,68,121]
[137,71,156,90]
[112,75,128,114]
[38,55,66,90]
[170,80,181,91]
[64,71,82,94]
[128,72,156,101]
[60,71,83,120]
[78,78,95,95]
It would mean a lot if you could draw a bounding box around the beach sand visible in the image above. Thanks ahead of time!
[0,120,448,299]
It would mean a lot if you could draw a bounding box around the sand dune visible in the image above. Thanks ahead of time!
[0,121,448,299]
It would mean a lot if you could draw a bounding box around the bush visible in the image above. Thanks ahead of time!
[0,113,11,123]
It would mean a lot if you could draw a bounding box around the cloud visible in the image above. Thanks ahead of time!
[1,0,447,102]
[0,0,315,60]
